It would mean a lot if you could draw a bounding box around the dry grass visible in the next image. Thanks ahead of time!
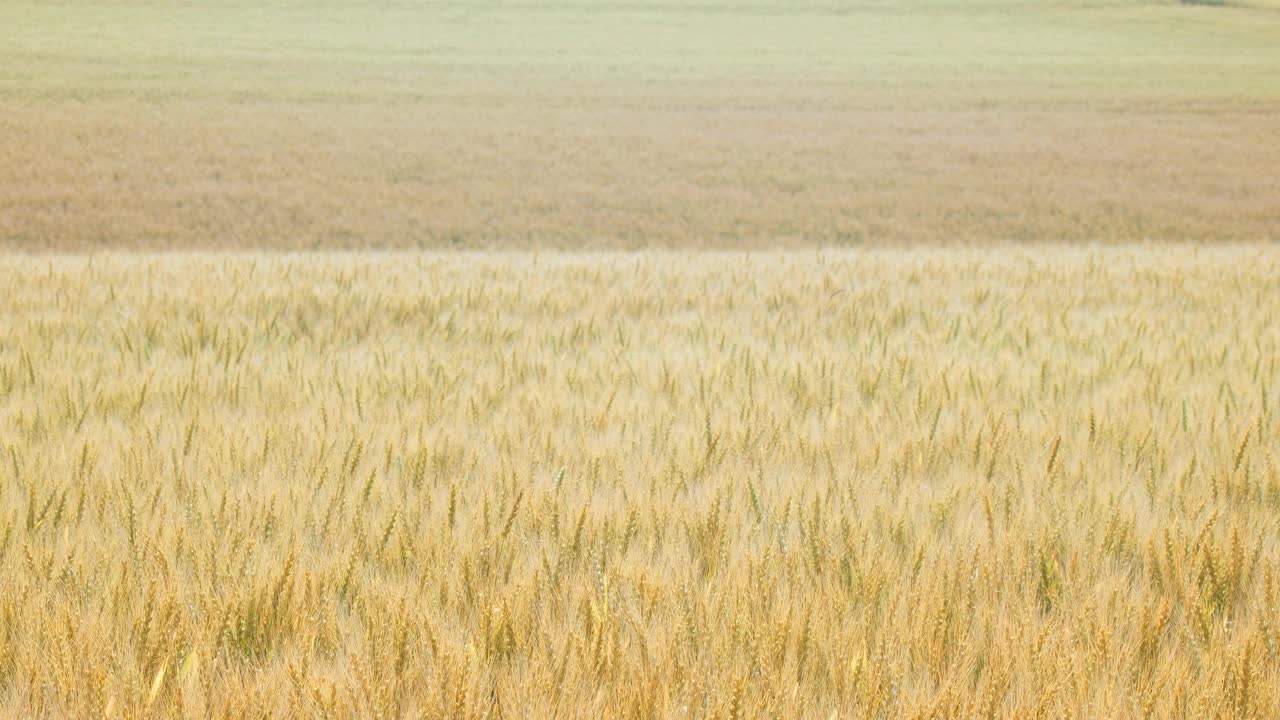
[2,247,1279,718]
[3,101,1278,250]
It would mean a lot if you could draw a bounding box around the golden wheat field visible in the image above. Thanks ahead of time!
[0,247,1278,718]
[5,0,1280,717]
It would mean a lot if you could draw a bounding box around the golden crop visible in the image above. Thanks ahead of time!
[2,247,1277,718]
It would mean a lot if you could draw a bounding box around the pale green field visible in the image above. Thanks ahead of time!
[2,1,1277,97]
[2,0,1278,248]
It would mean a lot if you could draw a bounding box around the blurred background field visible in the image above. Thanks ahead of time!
[2,0,1278,249]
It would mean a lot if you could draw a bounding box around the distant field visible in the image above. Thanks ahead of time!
[2,0,1279,249]
[2,247,1280,718]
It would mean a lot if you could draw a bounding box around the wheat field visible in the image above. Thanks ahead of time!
[4,1,1280,717]
[1,247,1278,718]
